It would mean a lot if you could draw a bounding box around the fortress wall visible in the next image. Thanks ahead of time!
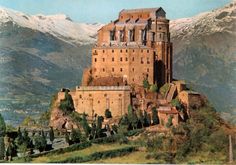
[58,86,131,118]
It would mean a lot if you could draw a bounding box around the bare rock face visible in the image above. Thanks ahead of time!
[49,107,79,130]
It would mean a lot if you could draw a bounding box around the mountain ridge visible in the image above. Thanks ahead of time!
[0,2,235,125]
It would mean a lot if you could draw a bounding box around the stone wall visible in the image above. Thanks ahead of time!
[58,86,131,118]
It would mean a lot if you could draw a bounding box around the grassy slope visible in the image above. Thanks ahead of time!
[88,151,157,164]
[30,143,131,163]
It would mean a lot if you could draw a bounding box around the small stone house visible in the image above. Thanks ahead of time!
[158,106,179,127]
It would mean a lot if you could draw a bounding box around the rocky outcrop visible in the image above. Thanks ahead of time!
[49,107,79,131]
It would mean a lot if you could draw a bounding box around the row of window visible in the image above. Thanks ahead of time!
[99,67,150,73]
[120,14,150,19]
[79,93,123,99]
[94,49,150,54]
[94,57,150,64]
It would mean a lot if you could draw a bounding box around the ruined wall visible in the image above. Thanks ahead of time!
[158,112,179,127]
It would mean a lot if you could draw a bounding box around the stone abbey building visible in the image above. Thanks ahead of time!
[58,7,174,119]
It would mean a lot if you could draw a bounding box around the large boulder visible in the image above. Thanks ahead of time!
[49,107,79,130]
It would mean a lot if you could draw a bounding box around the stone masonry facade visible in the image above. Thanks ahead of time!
[58,7,173,119]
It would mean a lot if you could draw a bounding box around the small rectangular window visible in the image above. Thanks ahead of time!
[120,49,122,53]
[125,57,128,61]
[103,50,105,53]
[112,68,114,72]
[120,68,123,72]
[103,68,105,72]
[112,49,114,53]
[94,58,97,62]
[112,57,114,61]
[103,58,105,62]
[120,57,123,61]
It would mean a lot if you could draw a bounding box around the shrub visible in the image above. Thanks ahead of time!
[91,135,120,144]
[105,109,112,118]
[143,78,150,89]
[70,128,82,144]
[160,83,170,96]
[30,141,92,158]
[34,132,47,152]
[59,90,75,114]
[149,84,158,92]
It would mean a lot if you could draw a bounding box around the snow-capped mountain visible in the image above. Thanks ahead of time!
[0,1,235,125]
[0,7,103,45]
[170,0,236,123]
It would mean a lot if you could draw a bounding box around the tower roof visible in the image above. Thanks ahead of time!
[120,7,161,14]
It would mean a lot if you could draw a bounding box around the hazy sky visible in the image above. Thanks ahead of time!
[0,0,232,23]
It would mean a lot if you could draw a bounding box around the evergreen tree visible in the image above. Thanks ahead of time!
[137,110,144,128]
[59,90,75,114]
[96,116,104,137]
[143,110,150,127]
[152,107,159,125]
[0,113,6,160]
[49,127,55,145]
[70,128,81,144]
[90,123,97,140]
[15,127,24,148]
[34,132,47,152]
[81,113,91,138]
[0,114,6,137]
[65,131,70,145]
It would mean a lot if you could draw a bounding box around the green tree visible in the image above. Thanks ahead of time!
[34,133,47,152]
[0,113,6,136]
[96,116,104,137]
[0,113,6,160]
[143,110,150,127]
[70,128,81,144]
[105,109,112,118]
[65,131,70,145]
[152,107,159,125]
[137,110,144,128]
[149,84,158,92]
[143,78,150,89]
[22,129,32,148]
[49,127,55,145]
[15,127,24,148]
[59,90,75,114]
[160,83,170,96]
[81,113,91,138]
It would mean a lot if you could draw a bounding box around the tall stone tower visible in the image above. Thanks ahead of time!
[88,7,172,87]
